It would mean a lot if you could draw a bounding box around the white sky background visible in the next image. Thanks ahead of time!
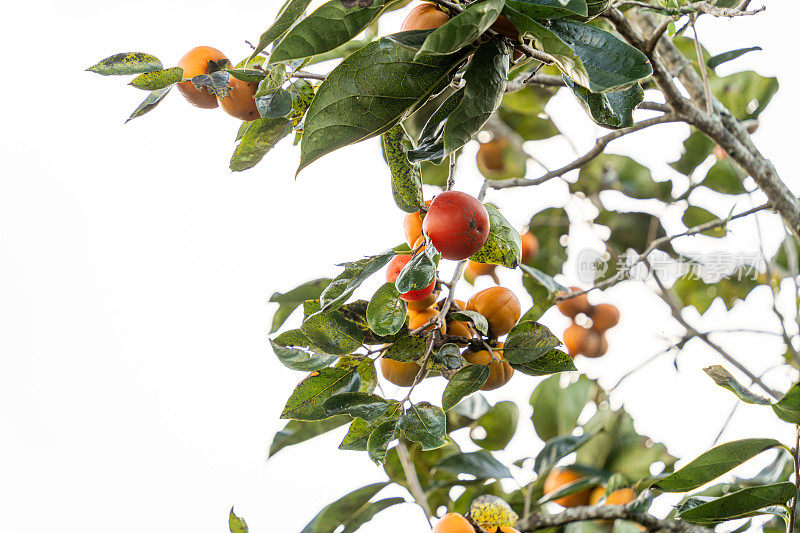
[1,1,799,532]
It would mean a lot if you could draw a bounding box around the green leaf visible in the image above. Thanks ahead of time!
[383,335,428,363]
[130,67,183,91]
[530,374,595,441]
[125,86,173,123]
[682,205,726,238]
[470,401,519,451]
[673,269,761,315]
[271,0,396,64]
[321,252,395,312]
[707,46,762,70]
[417,0,505,57]
[772,382,800,424]
[655,438,784,492]
[470,204,522,268]
[407,88,465,164]
[229,508,248,533]
[436,451,512,479]
[323,392,391,421]
[670,129,714,176]
[677,483,797,524]
[269,416,350,457]
[443,37,509,154]
[341,497,405,533]
[574,153,672,201]
[399,402,449,450]
[299,31,468,172]
[596,210,668,254]
[395,251,436,293]
[301,482,390,533]
[511,348,576,376]
[704,365,771,406]
[226,68,268,83]
[565,78,643,129]
[367,420,399,464]
[302,307,364,356]
[503,321,561,364]
[87,52,163,75]
[527,207,569,275]
[270,329,338,371]
[442,365,491,411]
[256,88,294,119]
[549,19,652,93]
[366,283,407,337]
[250,0,312,59]
[507,0,588,19]
[340,402,402,451]
[382,125,424,213]
[701,158,747,195]
[710,71,779,120]
[538,474,604,505]
[451,310,489,337]
[230,118,293,172]
[269,279,332,333]
[281,367,362,421]
[534,431,597,474]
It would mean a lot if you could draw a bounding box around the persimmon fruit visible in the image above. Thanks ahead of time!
[466,286,521,338]
[520,232,539,266]
[176,46,229,109]
[399,278,436,302]
[408,307,445,334]
[380,358,421,387]
[386,254,412,284]
[464,260,498,285]
[556,287,592,318]
[403,200,431,248]
[463,342,513,390]
[423,191,490,260]
[590,303,619,332]
[477,138,509,174]
[543,468,593,508]
[401,3,450,32]
[219,76,260,121]
[432,513,474,533]
[407,291,438,311]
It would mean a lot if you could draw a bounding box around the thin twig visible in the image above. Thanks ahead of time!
[789,426,799,533]
[518,504,712,532]
[690,15,713,114]
[397,440,433,524]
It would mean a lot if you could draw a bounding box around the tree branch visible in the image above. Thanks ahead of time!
[615,0,765,18]
[518,505,712,532]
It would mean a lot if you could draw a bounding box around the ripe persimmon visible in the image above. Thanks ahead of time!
[582,333,608,358]
[464,260,498,285]
[386,254,412,284]
[218,76,260,121]
[380,357,421,387]
[556,287,592,318]
[423,191,490,260]
[543,468,593,508]
[176,46,229,109]
[407,291,438,311]
[520,232,539,266]
[590,303,619,332]
[446,318,473,346]
[466,287,521,338]
[408,307,445,334]
[401,3,450,32]
[477,138,509,175]
[491,15,519,40]
[563,324,606,358]
[463,342,513,390]
[432,513,473,533]
[403,200,431,248]
[400,278,436,302]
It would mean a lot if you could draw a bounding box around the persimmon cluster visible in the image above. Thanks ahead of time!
[544,467,637,509]
[175,46,260,121]
[557,288,619,358]
[382,191,522,392]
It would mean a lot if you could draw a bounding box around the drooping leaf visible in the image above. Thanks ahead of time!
[300,482,390,533]
[270,329,339,371]
[125,86,173,123]
[341,497,406,532]
[395,250,436,293]
[229,508,248,533]
[442,365,491,411]
[320,251,396,312]
[323,392,392,421]
[271,0,396,64]
[701,158,747,195]
[381,125,424,213]
[704,365,771,406]
[367,419,399,464]
[707,46,762,70]
[510,348,576,376]
[682,205,726,238]
[269,416,351,457]
[565,78,643,129]
[256,88,294,119]
[670,128,715,176]
[436,451,512,479]
[226,68,268,83]
[527,207,569,275]
[269,279,332,333]
[503,321,561,364]
[534,431,597,474]
[443,37,509,155]
[407,88,465,164]
[340,402,402,451]
[281,367,362,421]
[302,307,365,355]
[366,282,407,337]
[250,0,313,59]
[299,31,468,172]
[470,204,522,268]
[655,438,784,492]
[230,117,293,172]
[87,52,163,75]
[530,374,596,441]
[710,70,778,120]
[676,483,797,524]
[417,0,505,57]
[129,67,183,91]
[399,402,449,450]
[470,401,519,451]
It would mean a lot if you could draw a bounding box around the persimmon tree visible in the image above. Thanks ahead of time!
[89,0,800,531]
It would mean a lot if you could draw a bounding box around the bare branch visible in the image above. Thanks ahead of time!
[615,0,765,18]
[518,504,712,532]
